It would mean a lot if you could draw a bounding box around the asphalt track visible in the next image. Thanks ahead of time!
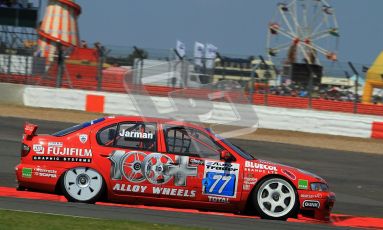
[0,116,382,229]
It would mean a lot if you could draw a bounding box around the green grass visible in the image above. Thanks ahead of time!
[0,209,206,230]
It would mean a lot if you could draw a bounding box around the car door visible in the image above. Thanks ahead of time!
[160,125,243,207]
[93,121,159,198]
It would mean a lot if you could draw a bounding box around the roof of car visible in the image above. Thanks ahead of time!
[103,116,204,129]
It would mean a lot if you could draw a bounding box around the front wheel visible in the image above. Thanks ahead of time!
[253,177,298,220]
[62,167,104,203]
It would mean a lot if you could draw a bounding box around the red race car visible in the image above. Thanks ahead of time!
[16,116,335,221]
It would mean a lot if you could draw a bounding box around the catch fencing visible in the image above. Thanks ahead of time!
[0,45,382,116]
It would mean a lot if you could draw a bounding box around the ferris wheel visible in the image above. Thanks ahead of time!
[267,0,339,65]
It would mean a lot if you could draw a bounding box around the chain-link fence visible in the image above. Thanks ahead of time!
[0,44,382,115]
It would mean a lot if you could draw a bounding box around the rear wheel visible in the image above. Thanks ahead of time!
[62,167,104,203]
[253,177,297,220]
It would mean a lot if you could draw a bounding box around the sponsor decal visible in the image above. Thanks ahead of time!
[113,184,147,193]
[205,162,238,172]
[22,168,32,178]
[202,161,240,198]
[245,161,277,173]
[33,144,44,154]
[303,200,320,209]
[243,184,251,191]
[282,169,296,180]
[119,129,153,139]
[300,193,322,199]
[242,175,257,191]
[109,151,197,186]
[32,156,91,163]
[33,168,57,178]
[48,142,63,147]
[189,158,204,166]
[33,146,92,158]
[112,183,197,198]
[298,179,309,190]
[244,177,258,186]
[46,147,92,157]
[79,134,88,144]
[152,187,196,197]
[208,196,229,203]
[258,160,275,165]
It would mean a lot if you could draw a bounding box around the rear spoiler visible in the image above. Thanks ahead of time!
[24,122,38,140]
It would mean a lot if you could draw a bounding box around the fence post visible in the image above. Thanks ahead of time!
[185,60,190,88]
[249,58,256,104]
[308,71,313,109]
[167,50,172,87]
[132,46,145,86]
[6,49,12,78]
[348,62,360,113]
[181,59,186,87]
[259,56,270,106]
[216,52,225,81]
[25,55,28,77]
[173,48,184,88]
[96,43,105,91]
[139,58,143,85]
[56,42,64,88]
[304,59,314,109]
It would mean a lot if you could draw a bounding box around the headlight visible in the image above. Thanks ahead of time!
[310,182,329,191]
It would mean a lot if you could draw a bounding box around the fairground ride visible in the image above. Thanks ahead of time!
[267,0,340,85]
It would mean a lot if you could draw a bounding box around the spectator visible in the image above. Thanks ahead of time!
[81,40,88,48]
[299,88,308,97]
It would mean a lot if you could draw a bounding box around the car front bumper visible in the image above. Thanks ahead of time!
[298,190,336,221]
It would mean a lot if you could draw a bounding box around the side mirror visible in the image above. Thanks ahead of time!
[220,150,235,162]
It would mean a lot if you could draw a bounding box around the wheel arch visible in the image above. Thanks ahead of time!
[54,170,66,194]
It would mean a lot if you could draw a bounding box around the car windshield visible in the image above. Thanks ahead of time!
[52,118,105,137]
[205,128,255,160]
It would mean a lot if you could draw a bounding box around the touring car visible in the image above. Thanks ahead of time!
[16,116,335,221]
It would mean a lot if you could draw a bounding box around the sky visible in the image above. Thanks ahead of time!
[70,0,383,65]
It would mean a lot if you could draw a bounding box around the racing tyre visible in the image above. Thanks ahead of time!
[253,177,298,220]
[62,167,104,203]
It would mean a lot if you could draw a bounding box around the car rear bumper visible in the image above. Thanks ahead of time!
[15,163,63,192]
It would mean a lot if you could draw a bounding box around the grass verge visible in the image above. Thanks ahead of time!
[0,209,205,230]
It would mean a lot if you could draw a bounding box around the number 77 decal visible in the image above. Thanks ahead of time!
[202,161,240,198]
[209,175,232,194]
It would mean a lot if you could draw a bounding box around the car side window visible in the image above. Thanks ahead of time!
[115,122,157,151]
[165,126,221,159]
[97,124,118,147]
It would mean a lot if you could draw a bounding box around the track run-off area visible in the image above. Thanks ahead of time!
[0,116,382,230]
